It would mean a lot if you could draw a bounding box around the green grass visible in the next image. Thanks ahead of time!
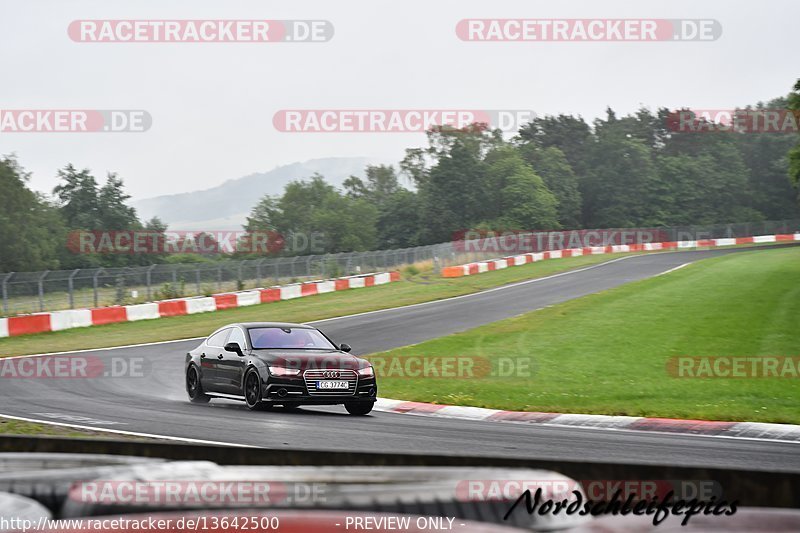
[0,253,618,357]
[0,416,151,439]
[368,246,800,424]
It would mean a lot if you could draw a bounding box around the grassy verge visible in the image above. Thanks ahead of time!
[0,416,153,440]
[369,246,800,424]
[0,253,619,357]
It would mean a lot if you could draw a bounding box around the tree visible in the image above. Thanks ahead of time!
[582,136,662,228]
[418,139,489,243]
[344,165,402,207]
[732,98,800,220]
[246,175,378,254]
[376,189,420,248]
[98,173,139,230]
[520,145,582,228]
[0,157,64,272]
[788,79,800,206]
[53,164,102,229]
[518,114,592,179]
[482,147,559,230]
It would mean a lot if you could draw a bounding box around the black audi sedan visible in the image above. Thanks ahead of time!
[185,322,377,415]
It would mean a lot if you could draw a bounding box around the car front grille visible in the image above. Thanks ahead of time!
[303,369,358,396]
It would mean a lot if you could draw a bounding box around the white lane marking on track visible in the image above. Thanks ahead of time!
[654,263,690,277]
[0,413,259,447]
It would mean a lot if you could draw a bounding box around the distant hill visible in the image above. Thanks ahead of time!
[132,157,383,231]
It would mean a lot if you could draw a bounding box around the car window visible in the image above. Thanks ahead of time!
[227,328,247,349]
[206,328,231,348]
[248,327,336,350]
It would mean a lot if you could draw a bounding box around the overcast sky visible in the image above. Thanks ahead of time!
[1,0,797,200]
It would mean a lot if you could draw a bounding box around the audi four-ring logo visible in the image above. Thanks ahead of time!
[322,371,340,378]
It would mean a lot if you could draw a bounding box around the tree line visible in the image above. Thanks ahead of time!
[246,93,800,251]
[2,84,799,273]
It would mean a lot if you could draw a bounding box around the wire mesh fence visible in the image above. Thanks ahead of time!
[1,218,798,316]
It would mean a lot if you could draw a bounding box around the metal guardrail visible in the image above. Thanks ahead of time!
[0,436,797,508]
[1,219,798,316]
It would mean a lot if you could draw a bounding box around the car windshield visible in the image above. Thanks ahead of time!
[248,327,336,350]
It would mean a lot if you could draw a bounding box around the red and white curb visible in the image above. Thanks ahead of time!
[441,233,800,278]
[374,398,800,443]
[0,271,400,339]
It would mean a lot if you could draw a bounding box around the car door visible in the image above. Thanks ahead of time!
[201,328,232,393]
[216,326,248,394]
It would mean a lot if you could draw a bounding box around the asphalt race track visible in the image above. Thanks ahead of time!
[2,246,800,472]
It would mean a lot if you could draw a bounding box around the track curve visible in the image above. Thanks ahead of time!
[2,246,800,472]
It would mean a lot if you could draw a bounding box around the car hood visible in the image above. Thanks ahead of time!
[249,349,368,371]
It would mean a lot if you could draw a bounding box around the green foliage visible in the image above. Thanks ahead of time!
[788,79,800,205]
[0,157,64,272]
[154,280,185,300]
[245,174,378,254]
[521,146,582,228]
[403,264,420,276]
[484,146,559,230]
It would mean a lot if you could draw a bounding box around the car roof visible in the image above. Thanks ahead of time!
[233,322,315,330]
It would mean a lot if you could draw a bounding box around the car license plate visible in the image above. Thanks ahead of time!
[317,380,349,390]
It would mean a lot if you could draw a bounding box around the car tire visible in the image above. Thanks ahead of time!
[344,402,373,416]
[186,365,210,403]
[244,369,270,411]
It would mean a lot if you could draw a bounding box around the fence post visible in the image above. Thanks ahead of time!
[1,273,13,316]
[37,270,49,312]
[68,269,80,309]
[305,256,313,279]
[146,264,156,300]
[256,258,267,288]
[93,269,103,308]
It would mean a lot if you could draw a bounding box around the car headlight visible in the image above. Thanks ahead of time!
[268,366,301,377]
[357,366,374,377]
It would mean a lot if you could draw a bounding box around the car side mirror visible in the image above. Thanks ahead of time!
[224,342,244,356]
[340,343,352,353]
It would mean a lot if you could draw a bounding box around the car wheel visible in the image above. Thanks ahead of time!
[344,402,373,416]
[244,369,270,411]
[186,365,210,403]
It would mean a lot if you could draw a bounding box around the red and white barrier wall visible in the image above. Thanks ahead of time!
[441,233,800,278]
[0,271,400,338]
